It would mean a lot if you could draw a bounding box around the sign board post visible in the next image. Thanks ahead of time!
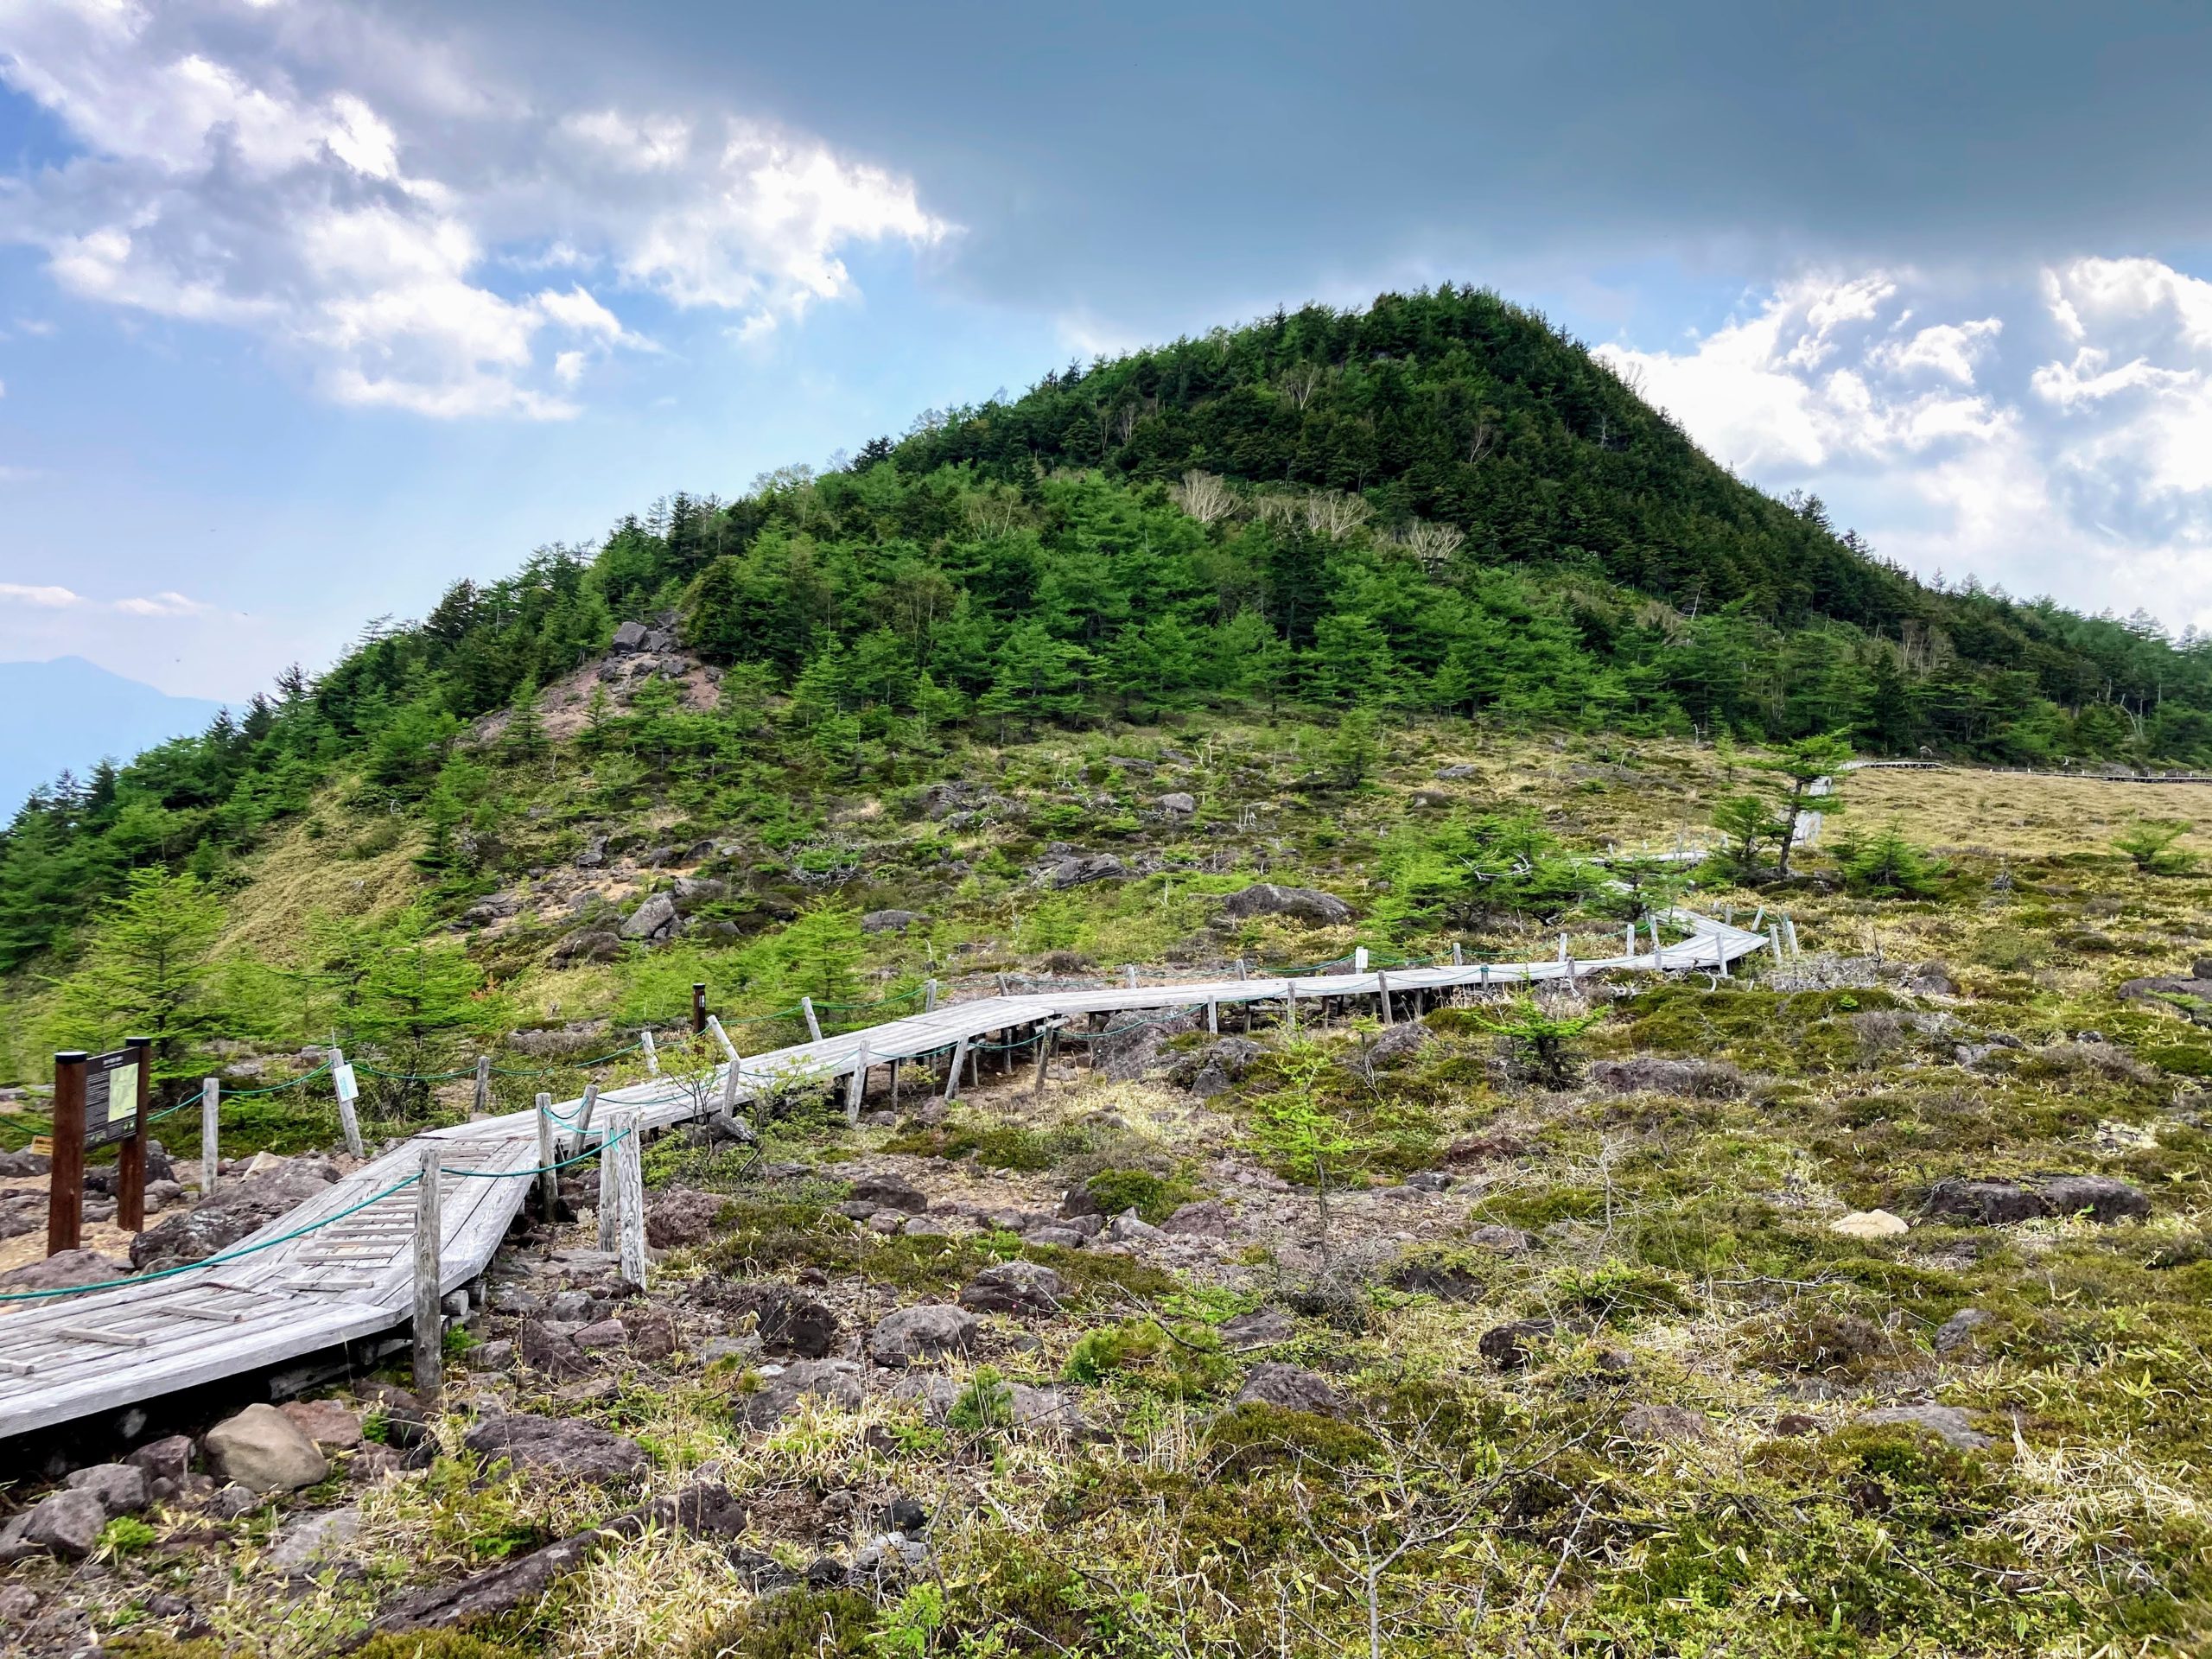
[47,1052,87,1256]
[115,1037,152,1231]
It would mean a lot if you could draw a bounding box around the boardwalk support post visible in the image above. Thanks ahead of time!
[412,1143,442,1399]
[942,1038,969,1103]
[801,997,823,1043]
[534,1093,557,1220]
[845,1044,869,1125]
[611,1112,646,1285]
[1205,999,1218,1035]
[1033,1024,1058,1102]
[200,1077,220,1198]
[1375,972,1394,1026]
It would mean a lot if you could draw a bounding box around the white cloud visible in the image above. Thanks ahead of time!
[113,590,213,617]
[1598,259,2212,635]
[0,582,79,607]
[0,0,950,418]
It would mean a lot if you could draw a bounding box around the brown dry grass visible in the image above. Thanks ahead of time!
[1847,766,2212,858]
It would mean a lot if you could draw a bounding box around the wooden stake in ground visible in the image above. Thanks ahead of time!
[330,1047,365,1159]
[534,1093,557,1220]
[412,1142,443,1398]
[200,1077,220,1197]
[472,1055,491,1120]
[1032,1023,1058,1102]
[47,1051,86,1257]
[640,1030,659,1076]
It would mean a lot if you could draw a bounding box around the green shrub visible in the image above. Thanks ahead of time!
[1202,1402,1380,1476]
[1083,1166,1196,1223]
[1062,1318,1232,1397]
[692,1588,874,1658]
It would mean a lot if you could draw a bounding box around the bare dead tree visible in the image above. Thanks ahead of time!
[1279,362,1325,409]
[1256,492,1305,529]
[1303,489,1372,542]
[1400,520,1465,571]
[1465,416,1499,466]
[1169,469,1240,524]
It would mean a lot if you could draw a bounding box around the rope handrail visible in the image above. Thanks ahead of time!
[0,1171,422,1304]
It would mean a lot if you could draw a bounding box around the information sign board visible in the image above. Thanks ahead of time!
[82,1048,142,1149]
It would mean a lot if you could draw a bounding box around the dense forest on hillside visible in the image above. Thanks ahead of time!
[4,286,2210,976]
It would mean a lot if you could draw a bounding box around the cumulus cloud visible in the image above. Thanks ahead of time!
[0,0,948,417]
[0,582,79,607]
[1596,261,2212,635]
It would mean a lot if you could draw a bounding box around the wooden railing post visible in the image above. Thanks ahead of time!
[535,1093,557,1220]
[48,1052,86,1257]
[941,1037,969,1103]
[200,1077,220,1196]
[331,1047,364,1159]
[596,1122,620,1253]
[800,997,823,1043]
[845,1043,870,1125]
[412,1143,443,1398]
[472,1055,492,1120]
[691,982,707,1034]
[641,1029,659,1076]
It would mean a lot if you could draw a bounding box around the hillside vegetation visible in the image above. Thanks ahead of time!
[1,290,2209,1658]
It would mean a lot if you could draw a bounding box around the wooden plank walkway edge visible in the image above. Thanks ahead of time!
[0,911,1770,1440]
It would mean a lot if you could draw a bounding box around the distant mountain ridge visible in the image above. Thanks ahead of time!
[0,658,227,814]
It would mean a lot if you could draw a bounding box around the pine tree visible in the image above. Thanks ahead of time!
[42,868,226,1079]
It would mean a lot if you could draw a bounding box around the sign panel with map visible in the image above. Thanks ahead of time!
[82,1048,142,1149]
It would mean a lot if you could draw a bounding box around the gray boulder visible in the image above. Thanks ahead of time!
[1046,854,1129,890]
[742,1359,863,1427]
[1220,1307,1296,1350]
[126,1435,194,1485]
[1160,1199,1231,1238]
[849,1173,928,1212]
[1106,1209,1166,1244]
[620,892,678,943]
[0,1249,130,1293]
[753,1290,839,1358]
[644,1187,725,1249]
[1218,884,1353,925]
[1157,792,1197,816]
[20,1490,107,1559]
[1933,1307,1991,1354]
[861,910,928,935]
[1925,1173,2149,1225]
[64,1463,148,1516]
[463,1413,649,1482]
[957,1262,1063,1317]
[671,877,727,913]
[1853,1403,1991,1451]
[203,1404,329,1492]
[1233,1363,1340,1417]
[264,1504,363,1573]
[610,620,650,652]
[868,1305,980,1366]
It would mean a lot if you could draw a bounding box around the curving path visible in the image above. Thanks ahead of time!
[0,910,1770,1440]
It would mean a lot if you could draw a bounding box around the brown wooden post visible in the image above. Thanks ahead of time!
[412,1143,443,1398]
[691,982,707,1034]
[48,1051,87,1256]
[117,1036,152,1232]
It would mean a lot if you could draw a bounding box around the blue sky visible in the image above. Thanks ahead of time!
[0,0,2209,701]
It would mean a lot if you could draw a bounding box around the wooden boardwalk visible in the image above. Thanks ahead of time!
[0,911,1769,1440]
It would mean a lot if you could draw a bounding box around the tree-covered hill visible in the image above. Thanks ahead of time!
[4,287,2211,979]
